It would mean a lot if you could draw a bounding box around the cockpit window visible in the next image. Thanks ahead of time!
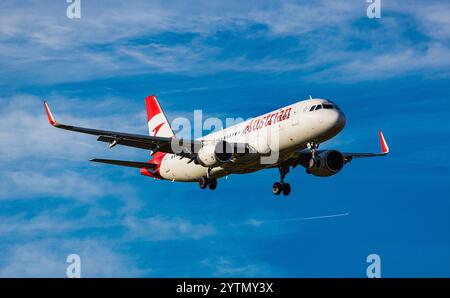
[310,103,341,112]
[328,101,341,110]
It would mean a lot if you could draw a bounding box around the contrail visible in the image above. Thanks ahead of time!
[237,212,350,227]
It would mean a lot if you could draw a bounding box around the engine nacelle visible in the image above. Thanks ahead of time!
[196,140,233,167]
[307,150,345,177]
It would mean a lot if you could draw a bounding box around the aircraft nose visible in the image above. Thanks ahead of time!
[321,109,346,135]
[336,110,346,129]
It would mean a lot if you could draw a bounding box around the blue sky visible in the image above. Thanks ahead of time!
[0,0,449,277]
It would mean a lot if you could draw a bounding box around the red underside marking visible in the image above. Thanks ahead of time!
[140,152,166,180]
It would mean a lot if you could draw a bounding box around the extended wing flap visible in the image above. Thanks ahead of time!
[97,136,158,150]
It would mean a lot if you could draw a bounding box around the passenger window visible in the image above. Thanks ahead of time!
[309,105,316,112]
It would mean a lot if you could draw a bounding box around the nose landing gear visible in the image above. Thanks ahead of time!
[307,142,320,168]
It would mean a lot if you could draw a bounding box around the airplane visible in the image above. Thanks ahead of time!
[44,95,389,196]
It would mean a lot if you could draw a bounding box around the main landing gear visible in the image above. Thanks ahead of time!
[199,168,217,190]
[271,142,319,196]
[272,182,290,196]
[273,164,291,196]
[199,176,217,190]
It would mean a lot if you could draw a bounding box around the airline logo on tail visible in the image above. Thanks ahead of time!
[151,122,165,136]
[145,95,174,138]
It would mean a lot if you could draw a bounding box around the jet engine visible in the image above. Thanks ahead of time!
[196,140,233,167]
[306,150,345,177]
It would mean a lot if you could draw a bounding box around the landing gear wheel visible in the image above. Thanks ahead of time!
[272,182,282,195]
[281,183,291,196]
[199,176,208,189]
[208,178,217,190]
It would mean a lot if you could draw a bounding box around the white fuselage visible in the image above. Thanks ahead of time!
[159,98,346,181]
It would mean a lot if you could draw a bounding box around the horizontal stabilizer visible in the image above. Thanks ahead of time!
[90,158,156,169]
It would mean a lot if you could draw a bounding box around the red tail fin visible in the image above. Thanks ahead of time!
[145,95,174,138]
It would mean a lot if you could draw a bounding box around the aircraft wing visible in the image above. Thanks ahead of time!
[44,101,201,155]
[341,131,389,160]
[290,131,389,166]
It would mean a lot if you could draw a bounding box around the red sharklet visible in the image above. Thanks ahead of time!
[378,131,389,154]
[44,101,56,125]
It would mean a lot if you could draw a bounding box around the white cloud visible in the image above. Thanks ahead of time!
[201,257,271,277]
[248,1,358,36]
[387,1,450,42]
[0,239,144,277]
[0,0,449,84]
[309,42,450,82]
[0,169,135,201]
[0,208,116,237]
[0,206,219,276]
[124,215,215,241]
[0,94,144,202]
[0,94,148,163]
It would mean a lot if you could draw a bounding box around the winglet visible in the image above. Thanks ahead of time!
[43,101,56,126]
[378,131,389,154]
